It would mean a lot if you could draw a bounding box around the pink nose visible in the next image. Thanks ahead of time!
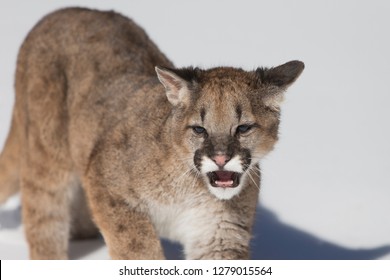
[212,155,230,167]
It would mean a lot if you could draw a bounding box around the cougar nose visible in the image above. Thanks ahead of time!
[212,154,231,168]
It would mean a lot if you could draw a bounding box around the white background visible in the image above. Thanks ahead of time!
[1,0,389,260]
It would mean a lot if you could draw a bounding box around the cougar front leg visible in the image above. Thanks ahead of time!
[84,180,164,260]
[184,218,252,260]
[21,167,72,259]
[184,183,258,260]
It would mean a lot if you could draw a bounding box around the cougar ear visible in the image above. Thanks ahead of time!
[155,66,196,106]
[256,60,304,109]
[257,60,304,88]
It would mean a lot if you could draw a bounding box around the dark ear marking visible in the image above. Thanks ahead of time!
[155,66,182,90]
[256,60,304,88]
[256,60,304,109]
[155,66,196,106]
[156,66,200,83]
[155,66,202,106]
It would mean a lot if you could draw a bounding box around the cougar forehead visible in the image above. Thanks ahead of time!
[190,68,256,128]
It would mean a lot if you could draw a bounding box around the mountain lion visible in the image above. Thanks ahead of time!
[0,7,304,259]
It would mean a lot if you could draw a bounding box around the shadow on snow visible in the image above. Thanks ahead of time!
[1,204,389,260]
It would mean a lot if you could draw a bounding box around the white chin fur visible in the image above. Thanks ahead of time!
[207,182,243,200]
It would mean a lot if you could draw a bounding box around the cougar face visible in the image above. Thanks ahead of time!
[156,61,304,200]
[186,70,280,200]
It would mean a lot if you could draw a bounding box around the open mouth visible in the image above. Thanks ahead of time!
[207,171,241,188]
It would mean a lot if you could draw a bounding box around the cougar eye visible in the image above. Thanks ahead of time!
[236,124,252,134]
[192,126,207,135]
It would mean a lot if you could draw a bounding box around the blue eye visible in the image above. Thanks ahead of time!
[192,126,206,134]
[237,124,252,134]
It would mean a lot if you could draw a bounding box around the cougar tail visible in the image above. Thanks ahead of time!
[0,112,21,204]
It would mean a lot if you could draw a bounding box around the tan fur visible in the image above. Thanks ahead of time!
[0,7,304,259]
